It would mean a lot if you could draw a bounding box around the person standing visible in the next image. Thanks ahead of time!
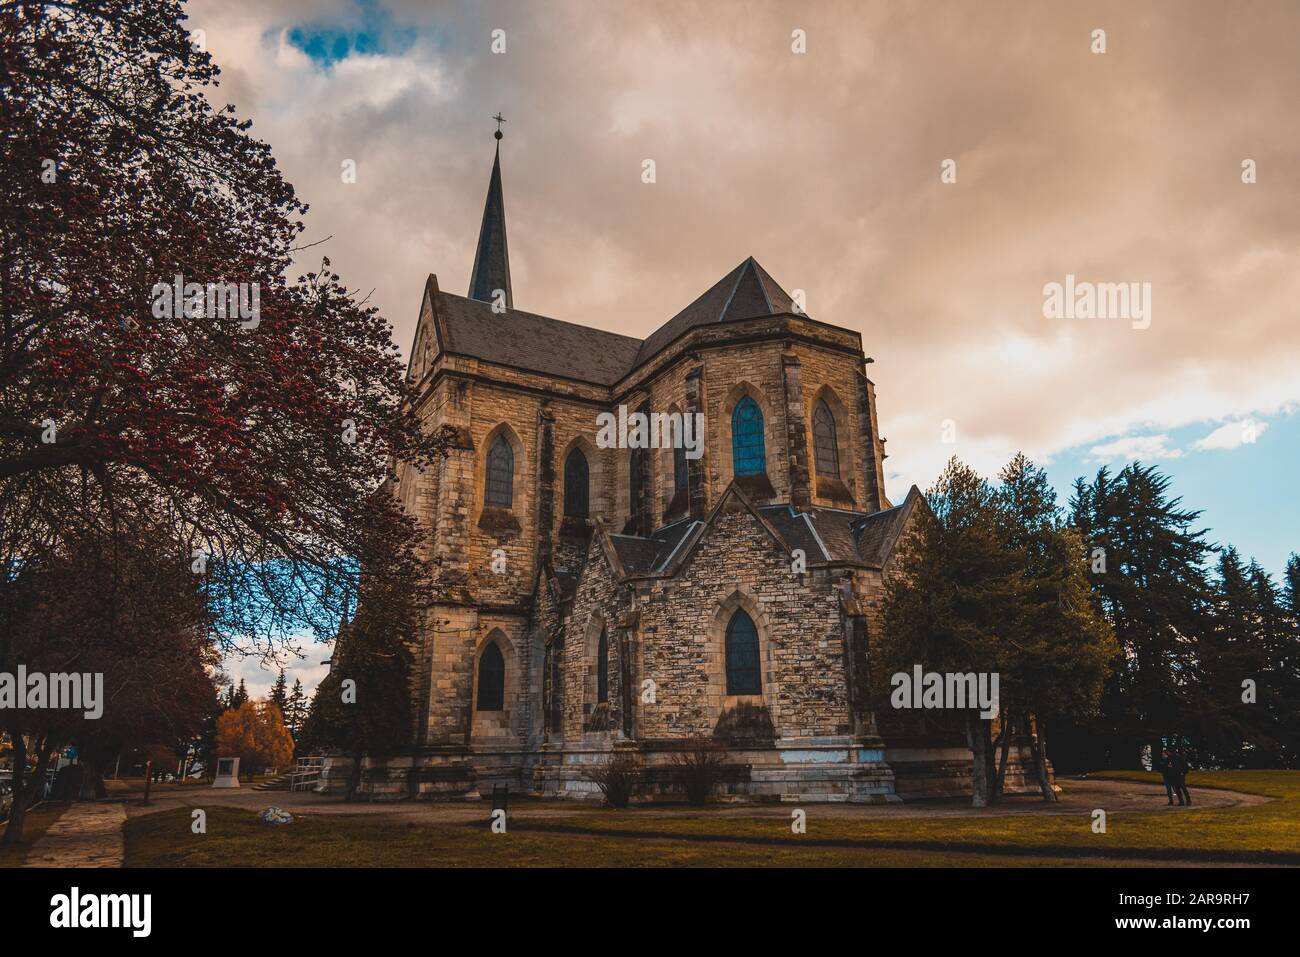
[1170,749,1192,806]
[1158,748,1178,805]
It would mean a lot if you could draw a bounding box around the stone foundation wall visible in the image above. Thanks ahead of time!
[326,740,1052,805]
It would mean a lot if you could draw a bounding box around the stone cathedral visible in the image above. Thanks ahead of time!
[340,131,1041,803]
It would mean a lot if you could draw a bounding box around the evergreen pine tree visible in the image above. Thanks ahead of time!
[1251,559,1300,766]
[992,454,1116,800]
[270,670,289,718]
[1067,463,1213,767]
[880,458,1021,807]
[1190,548,1274,765]
[286,679,307,744]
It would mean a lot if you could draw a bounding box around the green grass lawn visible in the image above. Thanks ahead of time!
[124,804,1173,868]
[521,771,1298,861]
[0,803,71,868]
[122,771,1300,868]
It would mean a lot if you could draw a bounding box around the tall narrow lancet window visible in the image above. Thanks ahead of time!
[564,448,589,518]
[674,443,688,494]
[813,399,840,477]
[731,396,766,476]
[485,435,513,507]
[725,610,762,695]
[596,628,609,704]
[477,643,505,711]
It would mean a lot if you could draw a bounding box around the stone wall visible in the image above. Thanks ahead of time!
[633,505,852,741]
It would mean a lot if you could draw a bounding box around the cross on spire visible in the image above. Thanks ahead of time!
[492,112,506,140]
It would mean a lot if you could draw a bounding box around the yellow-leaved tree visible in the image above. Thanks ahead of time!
[215,700,294,779]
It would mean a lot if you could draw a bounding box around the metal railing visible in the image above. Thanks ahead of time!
[288,756,324,792]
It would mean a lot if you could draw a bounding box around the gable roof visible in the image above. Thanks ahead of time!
[633,257,799,366]
[432,285,643,385]
[609,518,702,573]
[418,256,804,386]
[616,484,923,580]
[568,484,919,611]
[848,486,923,566]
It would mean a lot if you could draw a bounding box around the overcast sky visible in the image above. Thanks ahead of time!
[186,0,1300,697]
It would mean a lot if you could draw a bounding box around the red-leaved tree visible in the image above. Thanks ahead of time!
[0,0,446,649]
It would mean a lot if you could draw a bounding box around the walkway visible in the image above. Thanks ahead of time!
[21,801,126,868]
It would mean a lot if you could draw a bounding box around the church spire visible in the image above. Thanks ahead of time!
[468,115,512,309]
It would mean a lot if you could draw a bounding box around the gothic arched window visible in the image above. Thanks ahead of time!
[564,448,589,518]
[485,435,513,507]
[674,443,688,494]
[596,628,609,704]
[725,609,761,695]
[731,396,766,476]
[477,642,505,711]
[813,399,839,477]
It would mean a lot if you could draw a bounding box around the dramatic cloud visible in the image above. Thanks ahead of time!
[188,0,1300,499]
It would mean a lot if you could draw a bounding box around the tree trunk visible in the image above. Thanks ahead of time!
[983,721,998,804]
[345,752,363,802]
[76,757,107,801]
[1029,713,1057,803]
[965,712,989,808]
[993,709,1012,803]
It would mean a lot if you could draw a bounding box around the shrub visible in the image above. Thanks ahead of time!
[586,753,641,808]
[671,736,729,805]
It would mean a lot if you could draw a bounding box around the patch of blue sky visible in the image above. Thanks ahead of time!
[207,555,358,648]
[284,0,420,68]
[1043,407,1299,578]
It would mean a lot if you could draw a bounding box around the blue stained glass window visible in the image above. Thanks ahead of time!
[725,610,761,695]
[731,396,766,476]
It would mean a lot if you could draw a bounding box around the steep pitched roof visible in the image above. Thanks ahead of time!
[609,519,702,573]
[434,287,643,385]
[758,506,828,561]
[468,143,512,308]
[579,485,919,592]
[847,486,923,567]
[634,257,799,366]
[608,534,661,573]
[645,481,799,577]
